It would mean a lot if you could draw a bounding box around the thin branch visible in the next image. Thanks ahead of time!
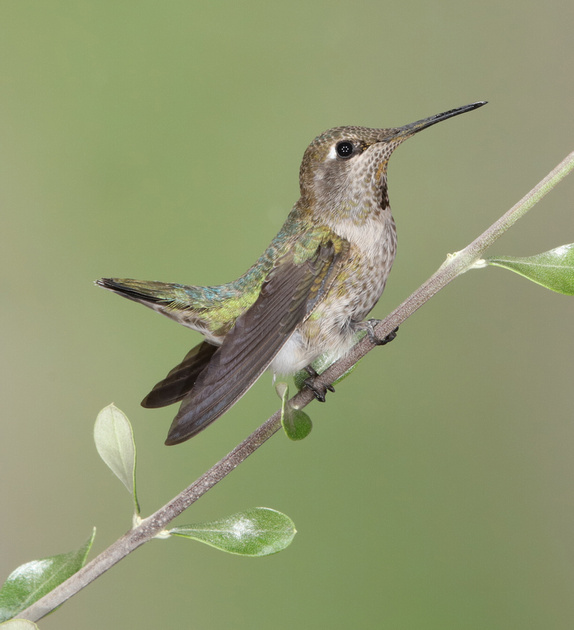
[18,150,574,623]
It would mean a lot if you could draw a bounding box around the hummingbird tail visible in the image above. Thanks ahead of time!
[96,276,251,335]
[96,277,182,306]
[95,277,216,331]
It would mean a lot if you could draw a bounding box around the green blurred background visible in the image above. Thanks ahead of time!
[1,1,573,628]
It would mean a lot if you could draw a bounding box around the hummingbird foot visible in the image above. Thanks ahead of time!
[303,365,335,402]
[363,320,399,346]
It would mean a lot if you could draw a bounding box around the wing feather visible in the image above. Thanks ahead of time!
[141,341,219,408]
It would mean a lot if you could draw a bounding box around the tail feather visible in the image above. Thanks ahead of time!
[96,276,258,338]
[96,277,215,332]
[96,277,188,305]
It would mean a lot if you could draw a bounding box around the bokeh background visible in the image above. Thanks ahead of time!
[1,2,573,628]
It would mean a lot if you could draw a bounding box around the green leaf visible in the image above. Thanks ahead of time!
[170,508,296,556]
[485,244,574,295]
[0,620,39,629]
[283,407,313,441]
[276,382,312,440]
[0,529,96,622]
[94,404,140,514]
[293,369,308,392]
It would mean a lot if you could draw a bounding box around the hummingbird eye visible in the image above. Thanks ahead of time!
[335,141,354,159]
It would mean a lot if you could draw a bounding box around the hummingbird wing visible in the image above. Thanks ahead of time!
[165,232,349,445]
[141,340,219,408]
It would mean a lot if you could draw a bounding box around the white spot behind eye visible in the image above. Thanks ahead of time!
[327,144,338,160]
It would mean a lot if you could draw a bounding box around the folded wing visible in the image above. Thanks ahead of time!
[165,235,348,444]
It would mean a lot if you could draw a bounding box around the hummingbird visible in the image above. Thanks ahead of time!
[97,101,486,445]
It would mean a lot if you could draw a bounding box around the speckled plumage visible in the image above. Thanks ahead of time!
[97,101,486,444]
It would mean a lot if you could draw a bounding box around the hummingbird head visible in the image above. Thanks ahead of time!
[299,101,486,219]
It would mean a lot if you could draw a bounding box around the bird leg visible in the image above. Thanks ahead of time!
[362,320,399,346]
[303,365,335,403]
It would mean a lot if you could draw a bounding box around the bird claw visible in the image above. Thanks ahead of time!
[303,366,335,402]
[364,320,399,346]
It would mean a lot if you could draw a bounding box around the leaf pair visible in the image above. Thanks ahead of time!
[0,405,297,624]
[92,405,296,554]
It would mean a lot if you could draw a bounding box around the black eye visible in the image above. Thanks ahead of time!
[335,141,354,158]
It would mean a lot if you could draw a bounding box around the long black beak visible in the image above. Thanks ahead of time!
[391,101,487,140]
